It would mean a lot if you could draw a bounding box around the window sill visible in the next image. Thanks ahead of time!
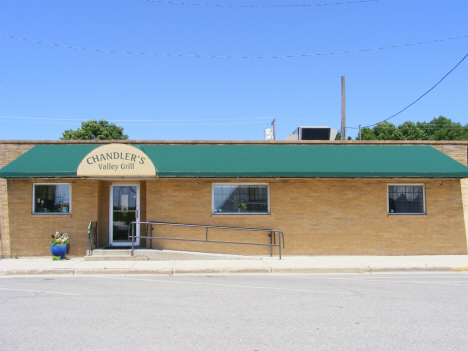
[32,214,72,218]
[387,213,427,217]
[212,214,271,219]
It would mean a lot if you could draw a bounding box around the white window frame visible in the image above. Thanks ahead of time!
[212,183,270,215]
[32,183,72,215]
[387,183,426,215]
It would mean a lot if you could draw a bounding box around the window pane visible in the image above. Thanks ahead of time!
[34,185,70,214]
[388,185,424,214]
[213,185,269,214]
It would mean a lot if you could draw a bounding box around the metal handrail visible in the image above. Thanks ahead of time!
[88,221,98,256]
[128,221,285,259]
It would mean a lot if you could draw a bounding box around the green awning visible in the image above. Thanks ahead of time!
[0,145,98,178]
[1,144,468,178]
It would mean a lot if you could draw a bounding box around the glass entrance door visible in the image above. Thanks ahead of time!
[110,184,140,246]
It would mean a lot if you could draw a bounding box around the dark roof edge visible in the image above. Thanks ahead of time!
[2,175,467,179]
[1,140,468,145]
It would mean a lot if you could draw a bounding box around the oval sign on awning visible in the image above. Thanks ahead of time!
[77,144,156,177]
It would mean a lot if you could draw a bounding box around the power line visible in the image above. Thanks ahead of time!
[345,122,468,131]
[0,115,340,124]
[0,118,270,126]
[103,121,270,126]
[2,33,467,59]
[0,115,272,122]
[362,52,468,128]
[346,125,466,131]
[139,0,381,8]
[281,118,340,122]
[346,125,468,130]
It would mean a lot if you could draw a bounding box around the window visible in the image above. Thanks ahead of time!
[388,185,425,215]
[212,184,269,214]
[33,184,71,214]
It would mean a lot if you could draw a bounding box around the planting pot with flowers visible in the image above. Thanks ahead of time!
[50,231,69,259]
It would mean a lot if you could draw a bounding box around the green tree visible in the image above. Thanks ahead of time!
[397,121,428,140]
[61,120,129,140]
[359,127,376,140]
[372,121,399,140]
[353,116,467,141]
[417,116,468,140]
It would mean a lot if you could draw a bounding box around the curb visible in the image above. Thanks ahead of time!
[0,269,76,275]
[0,266,463,276]
[173,267,272,274]
[451,266,468,271]
[270,267,454,274]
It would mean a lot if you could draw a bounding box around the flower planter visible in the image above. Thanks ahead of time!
[50,245,67,260]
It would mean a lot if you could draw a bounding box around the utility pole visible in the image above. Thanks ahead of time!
[271,119,276,140]
[359,125,361,140]
[341,76,346,140]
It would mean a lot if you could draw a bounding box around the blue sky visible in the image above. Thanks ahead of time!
[1,0,467,140]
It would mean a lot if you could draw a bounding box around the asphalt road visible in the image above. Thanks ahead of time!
[1,273,468,350]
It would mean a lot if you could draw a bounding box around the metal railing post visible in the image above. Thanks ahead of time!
[88,222,92,256]
[131,222,134,256]
[269,231,273,257]
[150,224,153,249]
[279,232,282,260]
[93,223,97,249]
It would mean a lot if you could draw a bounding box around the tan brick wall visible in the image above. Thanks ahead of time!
[7,179,98,257]
[0,179,8,258]
[461,179,468,251]
[3,177,467,256]
[146,178,467,256]
[431,145,467,166]
[0,144,35,169]
[0,144,34,258]
[97,181,110,247]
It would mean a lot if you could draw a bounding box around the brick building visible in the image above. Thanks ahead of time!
[1,140,468,258]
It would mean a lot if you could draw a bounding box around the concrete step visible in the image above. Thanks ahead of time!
[87,249,133,256]
[85,249,263,261]
[84,255,149,261]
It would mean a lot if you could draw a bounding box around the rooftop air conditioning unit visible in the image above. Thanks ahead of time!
[264,128,274,141]
[284,126,338,141]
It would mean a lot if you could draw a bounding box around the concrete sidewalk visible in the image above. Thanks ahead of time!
[1,255,468,275]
